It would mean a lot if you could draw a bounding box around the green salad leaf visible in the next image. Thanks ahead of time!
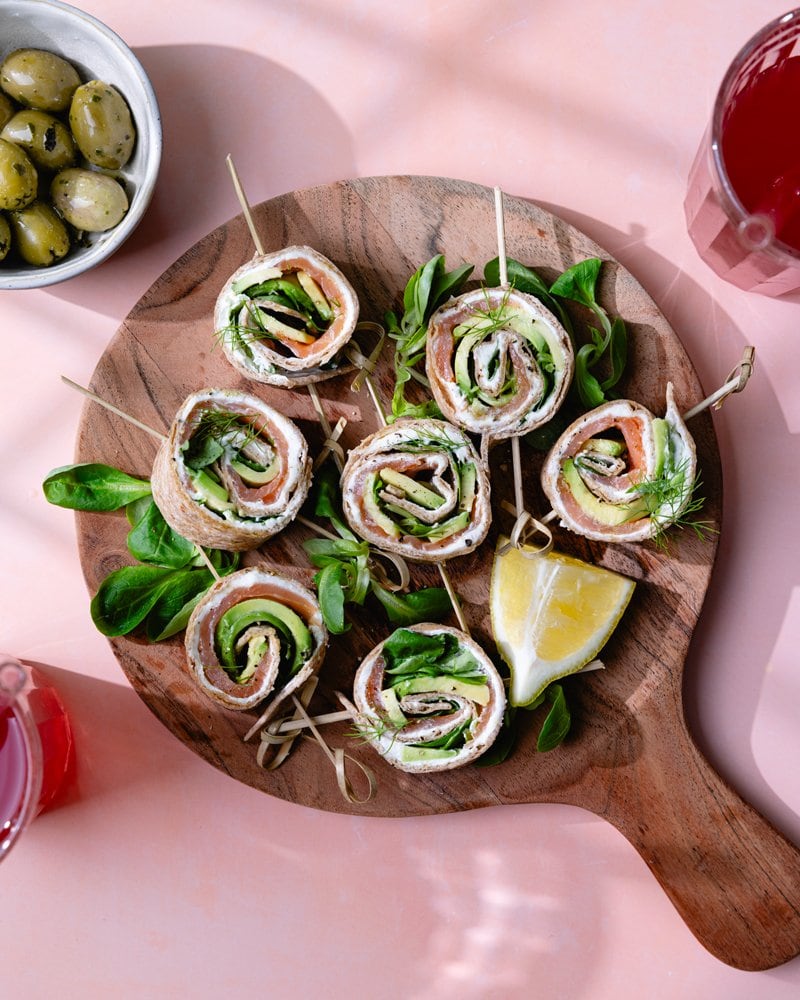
[43,463,152,511]
[385,254,473,420]
[43,462,239,642]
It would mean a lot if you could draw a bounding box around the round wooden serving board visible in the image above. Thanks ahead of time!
[75,176,800,970]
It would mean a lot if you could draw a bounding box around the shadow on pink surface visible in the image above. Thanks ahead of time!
[42,44,356,319]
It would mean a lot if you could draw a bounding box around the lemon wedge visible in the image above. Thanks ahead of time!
[491,539,636,707]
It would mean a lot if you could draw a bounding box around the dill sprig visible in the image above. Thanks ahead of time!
[631,460,716,550]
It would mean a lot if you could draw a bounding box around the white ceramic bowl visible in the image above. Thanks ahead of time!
[0,0,161,289]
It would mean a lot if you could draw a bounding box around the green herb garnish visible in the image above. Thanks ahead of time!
[550,258,627,409]
[385,254,473,420]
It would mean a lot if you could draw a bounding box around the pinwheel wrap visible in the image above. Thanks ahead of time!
[340,418,491,562]
[215,245,359,387]
[350,623,506,773]
[184,567,327,715]
[151,388,311,551]
[541,382,697,543]
[426,287,573,445]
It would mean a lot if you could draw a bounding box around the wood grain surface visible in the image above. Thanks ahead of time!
[74,176,800,969]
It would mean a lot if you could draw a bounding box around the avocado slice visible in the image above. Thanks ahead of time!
[651,418,669,479]
[458,462,477,512]
[215,598,312,673]
[398,746,459,763]
[453,329,483,395]
[506,312,547,351]
[296,270,333,322]
[379,467,444,510]
[363,472,400,537]
[230,453,280,486]
[232,264,283,293]
[379,687,408,728]
[190,469,234,513]
[562,458,646,526]
[256,310,316,344]
[392,676,490,704]
[582,436,626,457]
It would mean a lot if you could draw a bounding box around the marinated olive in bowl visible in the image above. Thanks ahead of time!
[0,48,80,112]
[51,168,128,232]
[1,110,76,171]
[0,0,161,288]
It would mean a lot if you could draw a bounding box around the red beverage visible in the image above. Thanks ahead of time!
[0,708,28,843]
[0,660,73,862]
[685,10,800,295]
[722,56,800,251]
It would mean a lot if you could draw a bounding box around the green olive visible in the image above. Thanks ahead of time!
[51,168,128,232]
[8,199,70,266]
[69,81,136,170]
[0,49,81,112]
[1,110,76,171]
[0,138,38,210]
[0,93,15,131]
[0,213,11,261]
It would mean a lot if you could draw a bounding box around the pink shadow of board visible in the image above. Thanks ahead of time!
[73,175,800,970]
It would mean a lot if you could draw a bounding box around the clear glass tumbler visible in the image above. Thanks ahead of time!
[0,657,73,864]
[684,9,800,295]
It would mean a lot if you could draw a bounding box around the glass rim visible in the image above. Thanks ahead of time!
[1,661,44,864]
[710,7,800,264]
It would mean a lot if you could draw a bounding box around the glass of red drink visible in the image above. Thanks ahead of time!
[0,657,73,864]
[685,9,800,295]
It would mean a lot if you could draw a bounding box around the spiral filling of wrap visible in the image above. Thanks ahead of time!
[184,567,328,715]
[340,418,491,562]
[426,287,573,443]
[151,388,311,550]
[215,246,359,387]
[351,623,506,772]
[541,383,697,542]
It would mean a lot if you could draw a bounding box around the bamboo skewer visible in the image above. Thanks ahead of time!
[225,154,345,474]
[492,188,554,558]
[62,376,167,442]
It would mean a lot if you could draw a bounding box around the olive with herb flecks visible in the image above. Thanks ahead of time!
[51,168,128,232]
[69,81,136,170]
[8,199,69,266]
[0,213,11,260]
[1,110,76,172]
[0,138,38,211]
[0,49,80,113]
[0,93,15,131]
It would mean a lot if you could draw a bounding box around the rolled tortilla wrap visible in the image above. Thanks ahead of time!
[350,623,506,773]
[184,567,327,717]
[540,382,697,543]
[340,418,491,562]
[215,245,359,387]
[426,287,573,445]
[151,388,311,551]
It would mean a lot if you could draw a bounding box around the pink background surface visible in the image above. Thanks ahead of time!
[3,1,800,996]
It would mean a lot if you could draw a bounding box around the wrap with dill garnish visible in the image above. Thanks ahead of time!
[215,246,360,387]
[348,623,506,773]
[340,418,491,563]
[151,388,311,551]
[184,567,327,715]
[540,382,697,543]
[425,287,573,447]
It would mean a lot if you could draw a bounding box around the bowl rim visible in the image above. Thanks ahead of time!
[0,0,162,290]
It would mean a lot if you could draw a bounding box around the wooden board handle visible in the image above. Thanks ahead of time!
[598,710,800,970]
